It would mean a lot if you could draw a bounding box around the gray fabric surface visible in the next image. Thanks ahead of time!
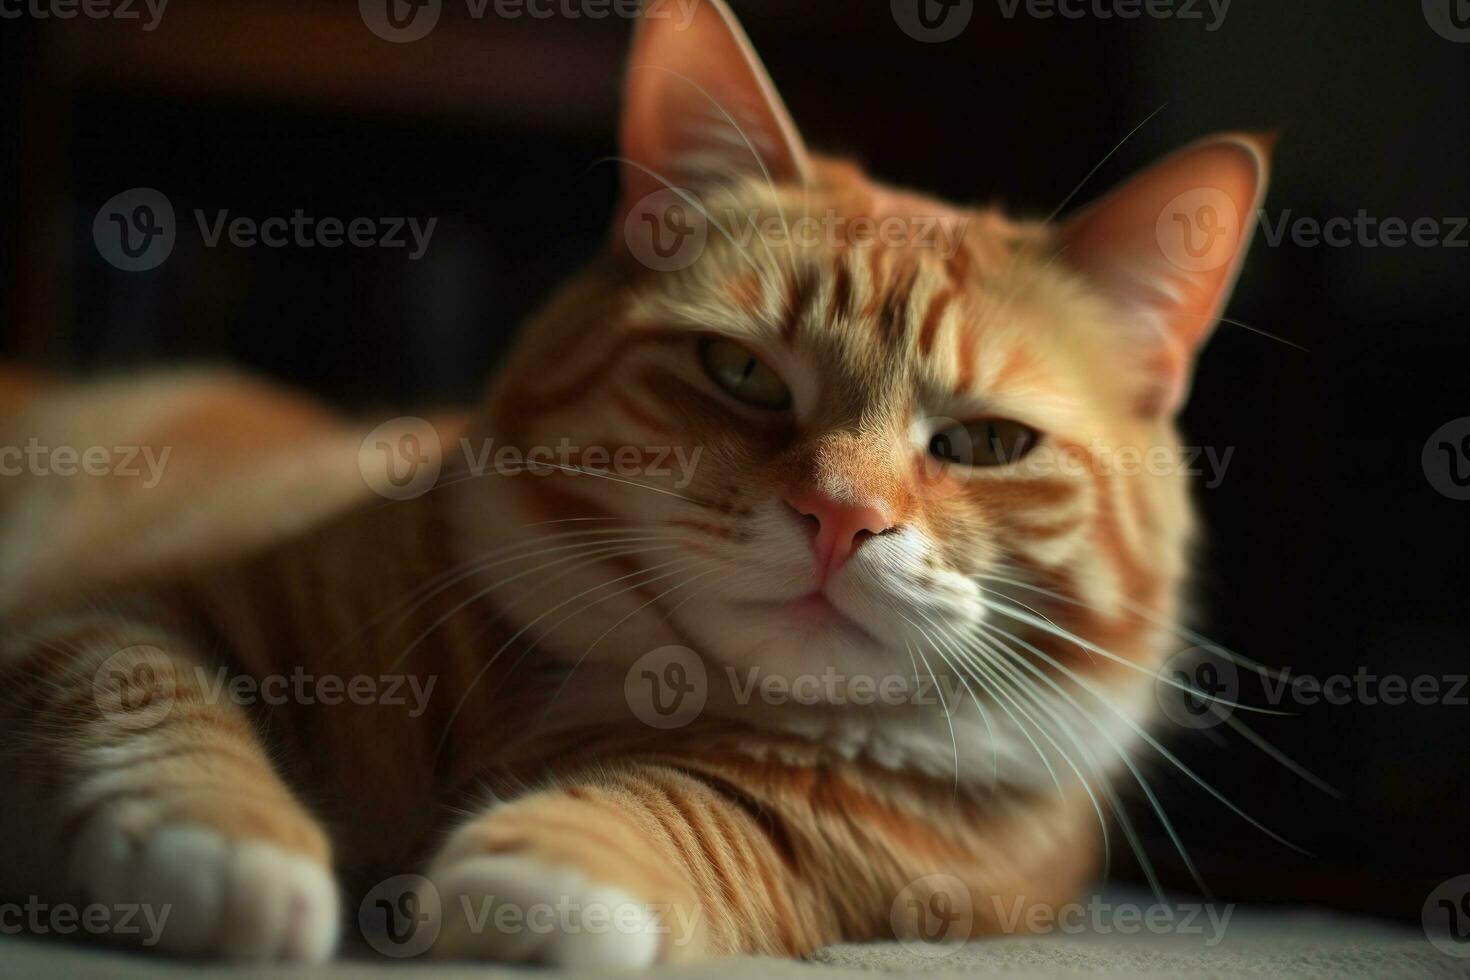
[0,892,1461,979]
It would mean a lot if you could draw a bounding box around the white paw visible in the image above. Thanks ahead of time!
[70,822,340,962]
[428,855,661,968]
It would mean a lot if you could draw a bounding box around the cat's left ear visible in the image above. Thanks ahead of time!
[613,0,810,250]
[1058,132,1275,416]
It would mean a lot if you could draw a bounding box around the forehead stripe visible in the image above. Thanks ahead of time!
[918,288,955,356]
[825,255,854,326]
[953,322,978,394]
[878,259,920,345]
[782,266,818,344]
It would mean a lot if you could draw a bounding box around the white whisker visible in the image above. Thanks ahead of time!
[977,618,1307,857]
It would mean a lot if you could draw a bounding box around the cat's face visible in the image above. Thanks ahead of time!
[575,169,1186,682]
[469,0,1269,740]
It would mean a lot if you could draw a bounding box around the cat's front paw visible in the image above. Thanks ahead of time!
[70,822,340,961]
[428,855,662,968]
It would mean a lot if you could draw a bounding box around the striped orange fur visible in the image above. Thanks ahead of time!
[0,0,1272,965]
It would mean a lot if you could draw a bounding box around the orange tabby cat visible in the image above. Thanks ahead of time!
[0,0,1270,965]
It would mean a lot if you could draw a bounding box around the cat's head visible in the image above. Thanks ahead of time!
[472,0,1269,743]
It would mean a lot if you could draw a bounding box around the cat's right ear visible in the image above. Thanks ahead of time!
[1056,132,1275,416]
[613,0,810,253]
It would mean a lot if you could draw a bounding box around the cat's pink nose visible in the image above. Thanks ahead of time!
[787,491,893,581]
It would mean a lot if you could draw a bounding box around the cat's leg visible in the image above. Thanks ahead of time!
[423,763,756,966]
[423,760,1092,966]
[0,612,340,961]
[423,759,892,966]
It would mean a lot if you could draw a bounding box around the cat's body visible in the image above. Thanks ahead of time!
[0,364,1096,961]
[0,0,1270,965]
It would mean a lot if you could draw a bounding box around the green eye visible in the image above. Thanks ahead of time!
[698,337,791,411]
[929,419,1040,468]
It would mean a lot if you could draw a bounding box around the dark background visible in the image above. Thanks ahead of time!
[2,0,1466,921]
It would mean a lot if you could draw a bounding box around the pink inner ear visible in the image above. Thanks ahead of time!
[615,0,810,230]
[1059,134,1274,413]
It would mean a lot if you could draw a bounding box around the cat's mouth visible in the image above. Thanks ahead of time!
[744,592,881,647]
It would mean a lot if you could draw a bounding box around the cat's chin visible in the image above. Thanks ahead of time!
[679,594,899,683]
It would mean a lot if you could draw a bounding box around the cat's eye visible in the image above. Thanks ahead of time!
[697,337,792,411]
[929,419,1040,468]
